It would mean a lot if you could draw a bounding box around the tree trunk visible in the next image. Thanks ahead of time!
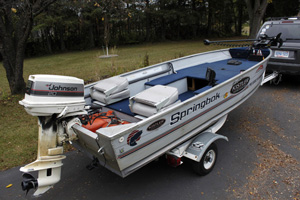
[161,16,166,40]
[0,39,26,95]
[145,0,151,41]
[104,13,110,49]
[176,15,180,40]
[224,1,234,36]
[245,0,268,38]
[1,48,26,94]
[0,9,32,94]
[159,0,166,41]
[45,28,53,54]
[236,0,244,36]
[0,0,57,95]
[206,7,212,36]
[87,25,95,49]
[58,27,66,51]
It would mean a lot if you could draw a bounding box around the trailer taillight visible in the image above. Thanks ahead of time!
[166,155,182,167]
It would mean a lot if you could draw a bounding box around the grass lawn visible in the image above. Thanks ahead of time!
[0,39,223,171]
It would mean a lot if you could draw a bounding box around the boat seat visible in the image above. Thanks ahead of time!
[129,85,179,117]
[90,76,130,105]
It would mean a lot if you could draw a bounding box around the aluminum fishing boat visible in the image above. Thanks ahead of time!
[19,37,281,196]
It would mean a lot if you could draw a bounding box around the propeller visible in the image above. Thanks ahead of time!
[21,173,38,195]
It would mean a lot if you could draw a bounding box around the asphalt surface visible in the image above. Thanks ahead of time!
[1,75,300,200]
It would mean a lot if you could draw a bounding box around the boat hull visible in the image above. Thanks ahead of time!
[73,48,270,177]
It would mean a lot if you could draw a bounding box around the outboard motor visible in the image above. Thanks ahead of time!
[19,75,86,196]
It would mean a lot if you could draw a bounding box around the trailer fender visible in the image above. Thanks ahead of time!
[183,132,228,162]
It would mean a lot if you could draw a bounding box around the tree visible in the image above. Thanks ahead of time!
[0,0,56,95]
[234,0,247,36]
[245,0,268,38]
[94,0,125,55]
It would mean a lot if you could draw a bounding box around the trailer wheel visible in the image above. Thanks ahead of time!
[193,143,218,175]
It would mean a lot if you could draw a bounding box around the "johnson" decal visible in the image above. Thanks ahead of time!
[47,83,78,91]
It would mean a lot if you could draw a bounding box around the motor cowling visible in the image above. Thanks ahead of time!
[19,74,86,117]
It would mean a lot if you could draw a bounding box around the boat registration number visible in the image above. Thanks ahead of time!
[274,50,289,58]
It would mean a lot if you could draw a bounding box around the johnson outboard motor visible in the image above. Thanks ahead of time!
[19,75,86,196]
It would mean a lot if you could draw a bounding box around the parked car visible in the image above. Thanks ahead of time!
[257,17,300,83]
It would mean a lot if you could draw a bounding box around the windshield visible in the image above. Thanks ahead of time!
[258,24,300,41]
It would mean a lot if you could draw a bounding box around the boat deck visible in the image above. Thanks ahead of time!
[107,57,260,116]
[145,58,256,86]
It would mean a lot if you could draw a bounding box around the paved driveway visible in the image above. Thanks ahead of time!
[1,76,299,200]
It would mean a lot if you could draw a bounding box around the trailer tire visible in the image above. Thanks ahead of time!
[192,143,218,176]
